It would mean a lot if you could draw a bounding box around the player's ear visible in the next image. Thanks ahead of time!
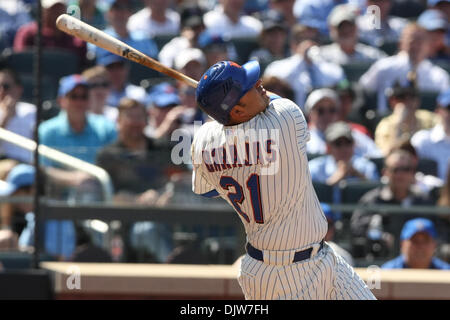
[229,105,247,122]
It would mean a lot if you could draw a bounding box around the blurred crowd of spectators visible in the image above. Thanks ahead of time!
[0,0,448,268]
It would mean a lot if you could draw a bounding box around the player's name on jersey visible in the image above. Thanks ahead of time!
[200,139,277,173]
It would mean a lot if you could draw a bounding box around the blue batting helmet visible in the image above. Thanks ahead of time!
[196,60,260,125]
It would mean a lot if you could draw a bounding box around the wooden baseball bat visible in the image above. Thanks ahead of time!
[56,14,198,88]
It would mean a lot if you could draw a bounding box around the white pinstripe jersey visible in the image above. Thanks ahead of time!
[191,97,328,252]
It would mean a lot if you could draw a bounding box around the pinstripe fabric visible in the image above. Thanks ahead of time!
[237,243,376,300]
[192,98,375,300]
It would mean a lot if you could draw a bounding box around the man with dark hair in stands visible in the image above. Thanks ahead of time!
[375,77,438,157]
[359,23,449,115]
[351,149,434,257]
[320,4,387,65]
[203,0,263,39]
[96,97,184,262]
[382,218,450,269]
[158,4,206,68]
[13,0,87,67]
[0,68,35,165]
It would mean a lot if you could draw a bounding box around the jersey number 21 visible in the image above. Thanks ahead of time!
[220,174,264,224]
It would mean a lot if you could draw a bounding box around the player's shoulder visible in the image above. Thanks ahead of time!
[268,97,305,118]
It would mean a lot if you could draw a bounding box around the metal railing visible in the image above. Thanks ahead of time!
[0,127,114,202]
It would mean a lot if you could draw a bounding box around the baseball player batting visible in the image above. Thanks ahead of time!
[191,60,376,300]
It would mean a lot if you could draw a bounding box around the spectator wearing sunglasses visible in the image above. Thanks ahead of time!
[0,68,35,165]
[305,88,381,158]
[309,121,379,186]
[375,79,439,157]
[97,53,147,108]
[82,65,118,122]
[39,74,117,189]
[351,149,434,255]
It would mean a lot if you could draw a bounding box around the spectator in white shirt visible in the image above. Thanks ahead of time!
[411,89,450,181]
[359,23,450,114]
[158,4,206,69]
[357,0,407,47]
[305,88,382,158]
[320,4,387,65]
[264,24,345,109]
[0,68,35,164]
[127,0,180,38]
[203,0,263,39]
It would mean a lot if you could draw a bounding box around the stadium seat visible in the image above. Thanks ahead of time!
[341,62,372,82]
[339,180,382,204]
[419,91,439,111]
[417,158,438,177]
[370,157,385,176]
[229,37,260,64]
[379,41,398,56]
[0,269,53,299]
[312,181,334,203]
[0,251,55,270]
[4,49,80,80]
[129,61,163,86]
[19,73,58,103]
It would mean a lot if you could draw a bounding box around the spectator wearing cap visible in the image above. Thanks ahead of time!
[197,30,238,67]
[411,89,450,181]
[293,0,348,36]
[174,47,207,81]
[309,121,379,186]
[351,149,434,249]
[69,0,107,30]
[359,22,450,115]
[356,0,407,47]
[319,4,387,65]
[304,88,382,158]
[89,0,158,61]
[203,0,263,39]
[0,68,36,164]
[127,0,180,38]
[97,53,147,108]
[417,9,450,64]
[81,65,118,122]
[158,4,206,69]
[382,218,450,269]
[263,24,345,108]
[0,163,78,260]
[13,0,87,67]
[333,80,371,137]
[428,0,450,20]
[321,203,355,266]
[249,19,289,67]
[266,0,297,29]
[144,82,182,140]
[375,80,439,156]
[39,74,117,189]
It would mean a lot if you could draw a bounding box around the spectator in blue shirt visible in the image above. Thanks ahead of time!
[89,0,158,60]
[309,121,379,186]
[293,0,348,36]
[382,218,450,269]
[39,74,117,189]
